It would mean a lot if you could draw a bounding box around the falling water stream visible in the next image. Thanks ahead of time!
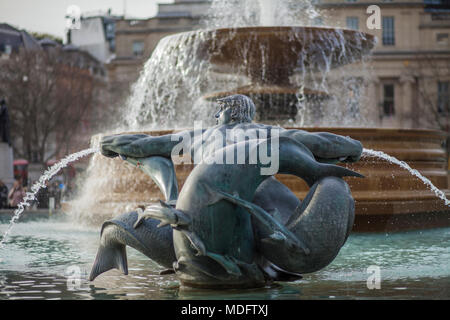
[0,147,99,254]
[362,148,450,207]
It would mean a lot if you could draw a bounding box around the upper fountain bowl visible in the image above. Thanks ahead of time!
[171,26,377,85]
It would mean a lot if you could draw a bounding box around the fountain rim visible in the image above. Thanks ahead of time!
[157,25,377,84]
[162,25,377,42]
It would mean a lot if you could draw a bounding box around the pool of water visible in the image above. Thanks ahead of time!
[0,214,449,300]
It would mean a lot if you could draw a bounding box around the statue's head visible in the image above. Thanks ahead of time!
[0,98,5,105]
[215,94,256,125]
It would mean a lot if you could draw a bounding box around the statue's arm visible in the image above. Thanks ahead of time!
[101,130,195,158]
[280,129,363,163]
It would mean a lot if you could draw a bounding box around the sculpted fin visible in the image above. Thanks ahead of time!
[123,156,179,203]
[259,257,303,282]
[89,242,128,281]
[201,182,228,206]
[159,269,175,275]
[303,163,364,187]
[205,252,242,276]
[261,231,287,244]
[175,256,230,281]
[182,230,206,256]
[133,207,147,228]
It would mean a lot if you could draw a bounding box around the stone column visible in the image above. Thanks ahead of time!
[0,142,14,190]
[399,75,415,129]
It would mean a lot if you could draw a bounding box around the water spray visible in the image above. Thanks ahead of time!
[362,148,450,207]
[0,147,99,256]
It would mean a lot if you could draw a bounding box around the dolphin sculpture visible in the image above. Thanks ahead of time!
[90,136,362,288]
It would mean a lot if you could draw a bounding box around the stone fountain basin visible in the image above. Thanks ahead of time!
[178,26,377,84]
[85,128,449,232]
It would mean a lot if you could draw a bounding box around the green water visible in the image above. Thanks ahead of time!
[0,215,449,300]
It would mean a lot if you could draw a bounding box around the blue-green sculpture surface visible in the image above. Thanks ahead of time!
[90,95,364,289]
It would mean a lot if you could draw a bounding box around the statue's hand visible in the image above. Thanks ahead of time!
[314,141,362,164]
[320,140,362,164]
[100,135,118,158]
[100,134,135,158]
[340,140,363,163]
[100,134,151,158]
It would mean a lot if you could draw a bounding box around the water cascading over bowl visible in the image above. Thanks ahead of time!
[197,26,374,122]
[75,26,450,231]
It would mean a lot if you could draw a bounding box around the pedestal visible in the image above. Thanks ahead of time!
[0,142,14,190]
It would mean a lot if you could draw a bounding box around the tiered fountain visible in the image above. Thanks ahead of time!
[70,1,450,232]
[1,0,450,301]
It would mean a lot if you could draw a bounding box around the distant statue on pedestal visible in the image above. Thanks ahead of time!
[0,98,11,146]
[0,97,14,191]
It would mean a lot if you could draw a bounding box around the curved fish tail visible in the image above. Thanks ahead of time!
[89,211,176,281]
[89,241,128,281]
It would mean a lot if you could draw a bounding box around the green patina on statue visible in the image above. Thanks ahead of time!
[89,94,364,289]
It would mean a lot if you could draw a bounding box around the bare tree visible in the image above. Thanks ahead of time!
[0,48,102,164]
[405,54,450,156]
[407,54,450,130]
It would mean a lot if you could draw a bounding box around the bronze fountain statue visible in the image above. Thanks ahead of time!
[89,94,365,289]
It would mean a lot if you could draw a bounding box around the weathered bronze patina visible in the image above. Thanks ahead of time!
[89,95,364,289]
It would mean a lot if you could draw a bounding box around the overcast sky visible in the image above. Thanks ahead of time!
[0,0,172,42]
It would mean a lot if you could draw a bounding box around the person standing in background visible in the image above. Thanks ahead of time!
[8,179,25,208]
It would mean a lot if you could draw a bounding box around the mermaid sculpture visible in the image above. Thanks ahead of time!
[89,94,364,289]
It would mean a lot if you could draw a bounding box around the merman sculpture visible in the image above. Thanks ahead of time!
[89,95,364,289]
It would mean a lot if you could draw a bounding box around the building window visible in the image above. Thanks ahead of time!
[132,41,144,57]
[437,81,449,114]
[382,17,395,45]
[105,23,115,40]
[426,0,450,7]
[436,33,449,45]
[431,13,450,21]
[4,44,12,55]
[346,17,359,30]
[383,84,395,116]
